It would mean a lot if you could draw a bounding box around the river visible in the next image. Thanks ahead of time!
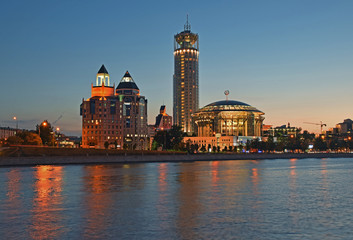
[1,158,353,239]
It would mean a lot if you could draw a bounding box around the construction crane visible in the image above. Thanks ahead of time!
[53,115,63,125]
[303,121,327,133]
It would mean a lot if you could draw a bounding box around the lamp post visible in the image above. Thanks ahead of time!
[56,127,60,148]
[13,116,18,130]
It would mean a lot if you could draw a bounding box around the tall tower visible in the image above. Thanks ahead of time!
[173,16,199,134]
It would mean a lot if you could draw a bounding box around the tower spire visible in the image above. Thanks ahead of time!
[184,14,191,31]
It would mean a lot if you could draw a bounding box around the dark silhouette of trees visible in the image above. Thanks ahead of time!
[36,120,55,146]
[153,125,186,150]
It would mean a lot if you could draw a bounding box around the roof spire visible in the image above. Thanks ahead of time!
[184,14,191,31]
[98,64,108,74]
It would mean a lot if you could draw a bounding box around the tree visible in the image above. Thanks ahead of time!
[153,125,186,151]
[151,140,160,150]
[212,146,217,152]
[200,144,206,152]
[23,132,42,145]
[168,125,186,150]
[6,136,23,145]
[36,120,55,146]
[14,131,42,145]
[314,137,327,151]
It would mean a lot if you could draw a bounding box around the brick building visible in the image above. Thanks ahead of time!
[80,65,148,149]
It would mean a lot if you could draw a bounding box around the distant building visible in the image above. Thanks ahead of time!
[268,123,300,137]
[155,105,172,131]
[80,65,148,149]
[0,127,17,140]
[336,119,353,134]
[173,17,199,134]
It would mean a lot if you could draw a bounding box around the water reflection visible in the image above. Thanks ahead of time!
[288,159,298,226]
[1,158,353,239]
[176,163,202,239]
[6,169,21,201]
[30,165,64,239]
[3,169,23,239]
[82,165,115,238]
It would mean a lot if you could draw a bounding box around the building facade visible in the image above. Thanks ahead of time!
[0,127,17,140]
[80,65,148,149]
[183,99,265,149]
[173,17,199,134]
[193,100,265,137]
[155,105,172,131]
[336,119,353,134]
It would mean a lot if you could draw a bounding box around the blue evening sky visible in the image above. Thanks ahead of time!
[1,0,352,135]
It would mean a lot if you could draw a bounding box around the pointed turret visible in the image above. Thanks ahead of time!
[98,64,109,74]
[91,64,114,97]
[123,71,131,78]
[117,70,139,90]
[95,64,110,86]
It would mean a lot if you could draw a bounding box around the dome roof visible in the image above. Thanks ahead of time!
[197,100,263,113]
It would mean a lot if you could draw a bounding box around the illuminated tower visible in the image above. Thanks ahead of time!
[173,16,199,134]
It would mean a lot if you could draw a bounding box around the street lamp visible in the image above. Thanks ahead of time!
[56,127,60,147]
[13,116,18,129]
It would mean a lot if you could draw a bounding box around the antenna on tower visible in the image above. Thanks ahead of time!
[184,14,191,31]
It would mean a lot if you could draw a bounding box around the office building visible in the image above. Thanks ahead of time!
[80,65,148,149]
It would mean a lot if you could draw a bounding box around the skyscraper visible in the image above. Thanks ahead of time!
[173,17,199,134]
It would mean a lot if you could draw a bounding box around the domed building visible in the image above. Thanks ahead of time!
[193,100,265,137]
[184,98,265,150]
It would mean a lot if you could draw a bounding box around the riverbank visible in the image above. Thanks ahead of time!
[0,146,352,167]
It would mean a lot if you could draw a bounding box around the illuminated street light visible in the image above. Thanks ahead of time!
[13,116,18,129]
[38,121,48,146]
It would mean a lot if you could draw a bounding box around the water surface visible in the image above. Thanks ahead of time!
[1,158,353,239]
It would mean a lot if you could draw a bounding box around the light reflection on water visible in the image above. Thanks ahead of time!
[1,158,353,239]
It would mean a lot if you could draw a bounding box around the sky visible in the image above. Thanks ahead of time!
[1,0,352,136]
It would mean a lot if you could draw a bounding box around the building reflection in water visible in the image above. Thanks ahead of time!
[176,162,202,239]
[288,158,299,226]
[30,165,64,239]
[156,163,170,231]
[81,164,145,238]
[158,163,168,192]
[82,165,117,238]
[320,159,329,206]
[211,161,220,185]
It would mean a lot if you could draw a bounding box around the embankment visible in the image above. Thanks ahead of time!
[0,146,352,167]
